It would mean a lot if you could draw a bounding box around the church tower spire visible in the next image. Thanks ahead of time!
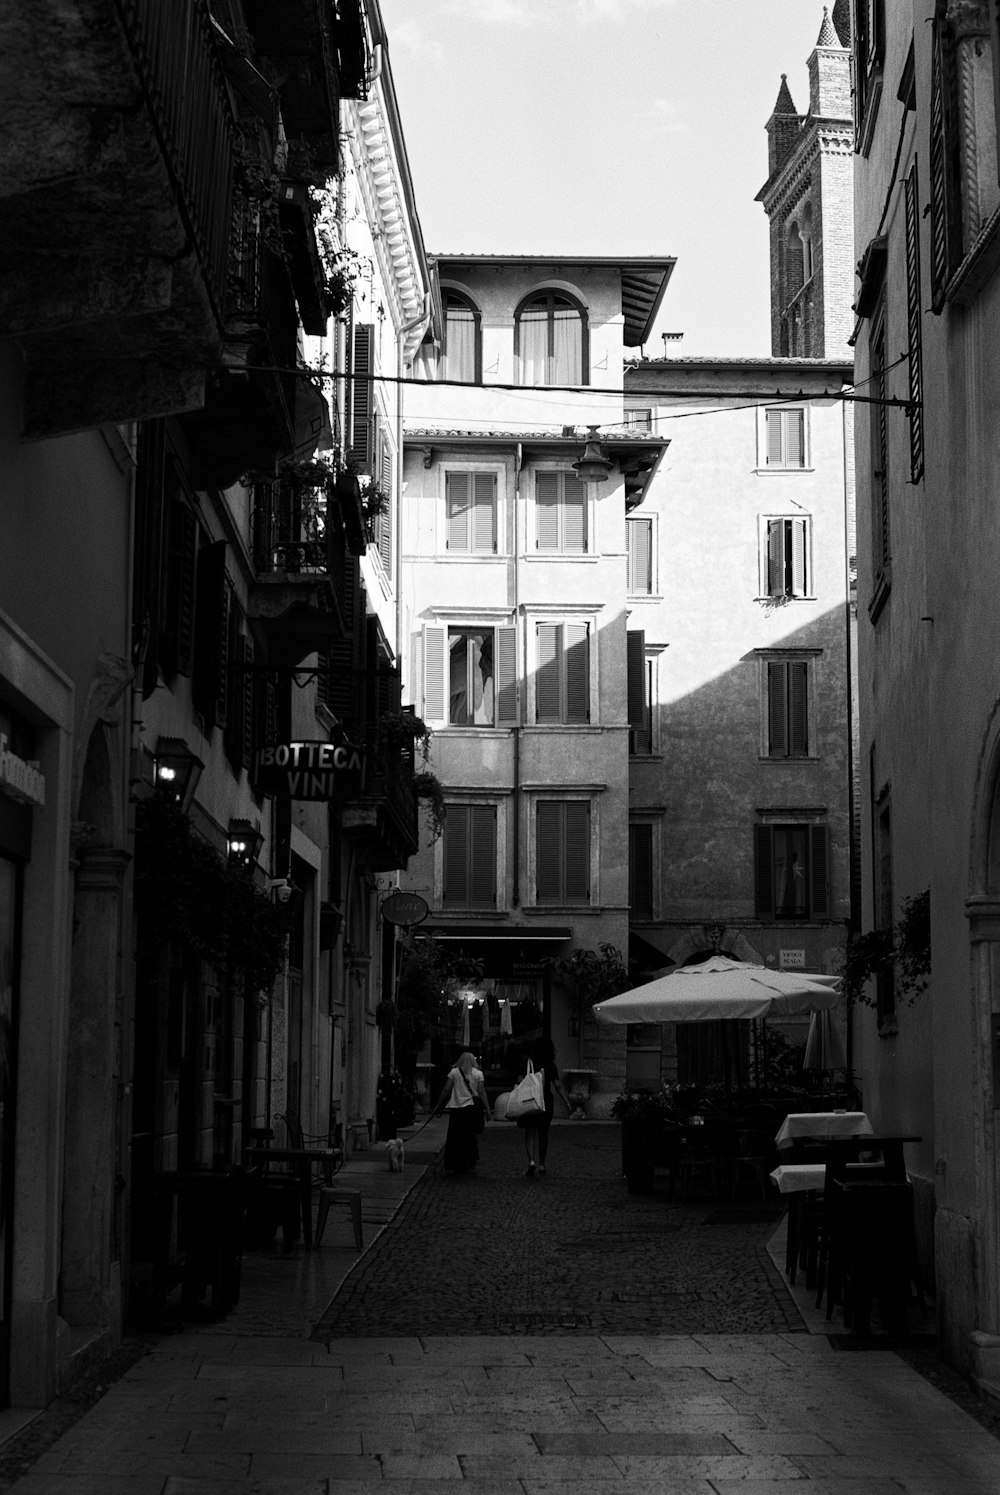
[756,6,854,360]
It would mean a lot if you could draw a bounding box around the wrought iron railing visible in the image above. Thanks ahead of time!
[115,0,236,325]
[252,480,330,576]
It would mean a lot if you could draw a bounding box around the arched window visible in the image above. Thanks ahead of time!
[442,290,481,383]
[801,204,814,282]
[787,223,804,300]
[515,290,587,386]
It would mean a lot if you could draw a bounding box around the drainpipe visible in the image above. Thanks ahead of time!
[512,442,523,907]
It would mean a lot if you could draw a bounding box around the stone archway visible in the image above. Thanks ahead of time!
[967,697,1000,1390]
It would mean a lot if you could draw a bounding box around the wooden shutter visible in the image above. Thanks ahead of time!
[629,823,653,919]
[349,323,374,471]
[904,160,924,481]
[423,625,446,720]
[789,518,807,596]
[445,471,470,550]
[443,804,469,904]
[766,519,783,595]
[564,624,589,723]
[377,434,392,571]
[535,471,560,549]
[217,583,234,736]
[871,308,889,573]
[326,555,361,727]
[627,630,646,728]
[535,623,560,721]
[789,661,808,756]
[766,412,783,465]
[469,805,497,906]
[628,518,651,593]
[562,474,587,552]
[810,824,829,917]
[767,662,787,757]
[472,472,497,551]
[496,625,518,724]
[754,824,775,917]
[785,410,804,467]
[241,634,255,771]
[929,21,962,311]
[165,497,198,678]
[536,802,562,903]
[192,541,228,728]
[564,801,590,902]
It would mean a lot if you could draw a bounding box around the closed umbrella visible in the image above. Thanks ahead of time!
[803,1007,847,1071]
[593,955,841,1025]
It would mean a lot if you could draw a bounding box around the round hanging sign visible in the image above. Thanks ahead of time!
[380,891,429,927]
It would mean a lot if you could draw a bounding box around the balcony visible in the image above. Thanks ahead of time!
[248,476,347,666]
[341,727,419,873]
[0,0,235,435]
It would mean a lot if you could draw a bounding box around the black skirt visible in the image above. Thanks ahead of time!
[443,1105,479,1173]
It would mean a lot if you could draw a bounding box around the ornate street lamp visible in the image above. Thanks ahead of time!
[227,818,264,867]
[152,737,204,813]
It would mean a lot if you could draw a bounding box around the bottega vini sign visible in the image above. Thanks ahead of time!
[254,740,364,800]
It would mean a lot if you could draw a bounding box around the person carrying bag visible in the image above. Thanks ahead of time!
[511,1038,570,1177]
[505,1058,545,1120]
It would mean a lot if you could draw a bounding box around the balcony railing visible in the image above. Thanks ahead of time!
[115,0,235,326]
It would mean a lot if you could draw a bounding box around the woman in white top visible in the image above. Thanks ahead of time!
[435,1050,490,1174]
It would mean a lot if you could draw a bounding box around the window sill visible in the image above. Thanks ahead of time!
[755,594,817,605]
[867,565,891,624]
[524,552,598,563]
[438,552,507,561]
[754,466,815,476]
[759,755,821,764]
[627,592,662,602]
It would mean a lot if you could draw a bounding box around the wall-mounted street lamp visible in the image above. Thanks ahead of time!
[153,737,204,813]
[571,426,613,484]
[227,818,264,867]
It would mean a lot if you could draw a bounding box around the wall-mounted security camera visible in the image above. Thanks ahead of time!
[267,877,293,905]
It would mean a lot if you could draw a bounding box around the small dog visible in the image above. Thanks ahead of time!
[385,1137,405,1173]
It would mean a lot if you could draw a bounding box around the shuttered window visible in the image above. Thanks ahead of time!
[854,0,886,149]
[929,19,962,312]
[348,322,374,471]
[754,823,829,919]
[870,300,890,582]
[904,160,924,482]
[767,660,809,758]
[422,624,517,725]
[629,823,654,920]
[163,495,198,679]
[192,541,230,731]
[765,517,810,598]
[627,518,652,593]
[445,471,497,552]
[535,622,589,723]
[535,471,587,552]
[765,408,805,467]
[375,428,392,571]
[536,801,590,905]
[626,630,646,729]
[443,804,497,908]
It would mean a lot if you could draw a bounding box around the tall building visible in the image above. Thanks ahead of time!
[399,256,672,1101]
[0,0,431,1409]
[851,0,1000,1396]
[756,3,854,359]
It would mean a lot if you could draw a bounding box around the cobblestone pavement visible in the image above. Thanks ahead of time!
[314,1122,802,1339]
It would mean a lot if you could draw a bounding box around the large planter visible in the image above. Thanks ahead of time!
[620,1118,671,1195]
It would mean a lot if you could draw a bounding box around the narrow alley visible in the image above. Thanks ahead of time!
[3,1120,1000,1494]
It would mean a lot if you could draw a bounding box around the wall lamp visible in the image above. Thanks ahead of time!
[227,818,264,867]
[571,426,613,484]
[153,737,204,813]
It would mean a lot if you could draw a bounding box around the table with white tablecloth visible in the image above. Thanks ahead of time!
[774,1111,873,1152]
[770,1162,827,1194]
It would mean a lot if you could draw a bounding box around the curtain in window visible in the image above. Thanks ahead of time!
[518,305,548,385]
[449,630,494,726]
[552,303,582,383]
[774,825,809,917]
[446,302,477,383]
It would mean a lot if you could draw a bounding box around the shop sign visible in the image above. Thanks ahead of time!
[380,892,429,927]
[0,734,45,807]
[780,948,805,969]
[254,740,364,800]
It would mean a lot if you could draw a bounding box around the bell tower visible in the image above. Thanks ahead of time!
[756,5,854,359]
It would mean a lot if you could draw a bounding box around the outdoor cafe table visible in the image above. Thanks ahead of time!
[775,1111,874,1152]
[245,1145,337,1249]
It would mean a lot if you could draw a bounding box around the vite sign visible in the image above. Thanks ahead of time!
[254,740,364,801]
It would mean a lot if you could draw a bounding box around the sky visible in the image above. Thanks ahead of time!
[378,0,837,358]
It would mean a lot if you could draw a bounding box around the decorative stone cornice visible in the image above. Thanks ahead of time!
[946,0,989,39]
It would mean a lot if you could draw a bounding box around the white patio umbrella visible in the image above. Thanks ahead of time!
[592,955,841,1026]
